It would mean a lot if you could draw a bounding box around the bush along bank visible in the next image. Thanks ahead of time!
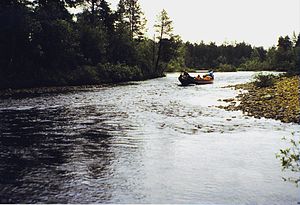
[218,74,300,123]
[0,63,153,98]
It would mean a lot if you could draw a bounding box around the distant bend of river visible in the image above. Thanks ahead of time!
[0,72,299,204]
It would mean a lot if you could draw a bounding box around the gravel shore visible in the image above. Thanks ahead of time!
[218,75,300,124]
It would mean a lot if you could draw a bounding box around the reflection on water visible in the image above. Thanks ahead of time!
[0,106,116,203]
[0,72,299,204]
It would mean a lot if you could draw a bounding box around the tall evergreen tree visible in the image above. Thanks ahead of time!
[81,0,99,24]
[275,36,294,70]
[154,9,173,74]
[115,0,126,25]
[123,0,146,40]
[0,0,42,87]
[293,33,300,74]
[294,33,300,47]
[278,36,293,51]
[98,0,114,33]
[32,0,73,21]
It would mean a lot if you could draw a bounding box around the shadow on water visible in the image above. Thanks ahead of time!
[177,84,195,87]
[0,106,117,203]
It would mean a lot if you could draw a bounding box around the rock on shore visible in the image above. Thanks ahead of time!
[218,76,300,124]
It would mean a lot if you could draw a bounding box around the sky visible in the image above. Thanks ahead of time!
[108,0,300,48]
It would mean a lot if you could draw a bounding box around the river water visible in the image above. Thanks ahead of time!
[0,72,299,204]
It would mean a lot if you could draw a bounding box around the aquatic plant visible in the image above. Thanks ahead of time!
[276,132,300,186]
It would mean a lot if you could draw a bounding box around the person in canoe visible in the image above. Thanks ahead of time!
[178,71,214,85]
[195,74,202,80]
[178,71,196,85]
[180,71,194,81]
[203,70,214,80]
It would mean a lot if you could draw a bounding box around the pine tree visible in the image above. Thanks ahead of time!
[123,0,146,40]
[154,9,173,74]
[98,0,114,33]
[115,0,125,23]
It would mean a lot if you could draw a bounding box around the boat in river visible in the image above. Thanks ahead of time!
[178,71,214,86]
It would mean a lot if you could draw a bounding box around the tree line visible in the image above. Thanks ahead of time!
[178,34,300,73]
[0,0,180,88]
[0,0,299,89]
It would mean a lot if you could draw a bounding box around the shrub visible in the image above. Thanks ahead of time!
[97,63,143,83]
[217,63,237,72]
[69,63,144,85]
[239,59,271,71]
[253,73,276,88]
[70,66,100,85]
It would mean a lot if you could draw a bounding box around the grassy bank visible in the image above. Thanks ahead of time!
[218,75,300,123]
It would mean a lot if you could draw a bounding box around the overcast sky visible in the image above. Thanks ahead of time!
[108,0,300,48]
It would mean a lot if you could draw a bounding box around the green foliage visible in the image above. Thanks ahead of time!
[160,37,181,63]
[183,35,300,74]
[98,0,115,33]
[109,24,137,65]
[135,39,155,76]
[184,42,253,69]
[154,9,173,40]
[154,9,177,74]
[253,73,276,88]
[62,63,143,85]
[217,63,237,72]
[276,133,300,186]
[1,0,299,89]
[278,36,293,51]
[293,46,300,74]
[274,49,294,71]
[123,0,147,40]
[41,19,80,70]
[252,47,267,61]
[71,65,100,85]
[78,19,108,65]
[97,63,143,82]
[166,48,186,72]
[0,0,166,89]
[239,59,271,71]
[265,46,277,70]
[270,35,295,72]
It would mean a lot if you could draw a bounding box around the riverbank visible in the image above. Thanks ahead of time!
[0,85,108,99]
[0,82,138,99]
[218,75,300,123]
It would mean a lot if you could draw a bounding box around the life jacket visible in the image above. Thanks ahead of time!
[204,76,212,80]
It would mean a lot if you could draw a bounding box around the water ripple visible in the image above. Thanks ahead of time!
[0,72,299,204]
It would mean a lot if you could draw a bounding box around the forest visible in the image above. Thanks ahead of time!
[181,36,300,73]
[0,0,299,89]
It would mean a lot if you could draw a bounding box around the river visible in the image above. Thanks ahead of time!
[0,72,299,204]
